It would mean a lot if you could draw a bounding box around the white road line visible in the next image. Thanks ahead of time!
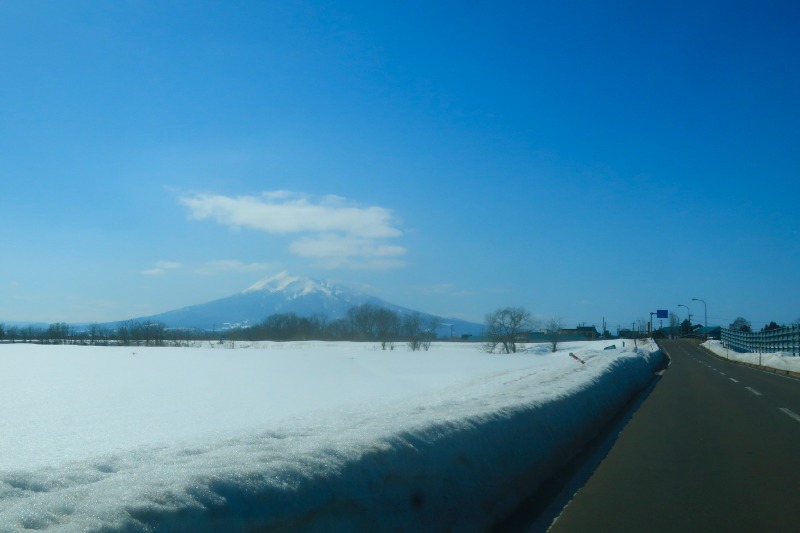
[746,387,763,396]
[779,408,800,424]
[729,378,739,383]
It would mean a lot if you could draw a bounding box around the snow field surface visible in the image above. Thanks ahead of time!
[0,340,663,532]
[702,340,800,372]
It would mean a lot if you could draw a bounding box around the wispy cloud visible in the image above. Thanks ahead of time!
[179,191,406,269]
[194,260,279,275]
[141,259,278,277]
[141,261,183,276]
[415,283,475,297]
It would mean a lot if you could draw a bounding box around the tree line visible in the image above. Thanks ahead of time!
[0,304,440,351]
[728,317,800,333]
[227,304,439,351]
[2,304,585,354]
[0,320,171,346]
[0,305,571,355]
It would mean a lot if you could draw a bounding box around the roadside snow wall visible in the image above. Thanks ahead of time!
[0,345,662,532]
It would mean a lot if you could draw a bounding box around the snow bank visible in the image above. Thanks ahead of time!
[0,341,662,532]
[702,340,800,373]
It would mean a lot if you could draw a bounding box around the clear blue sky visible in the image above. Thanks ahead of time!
[2,1,799,331]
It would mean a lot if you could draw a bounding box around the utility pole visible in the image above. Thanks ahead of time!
[678,304,692,335]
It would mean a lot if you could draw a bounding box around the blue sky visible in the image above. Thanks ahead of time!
[2,1,799,332]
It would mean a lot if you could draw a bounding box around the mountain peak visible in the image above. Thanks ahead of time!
[243,272,335,299]
[243,271,299,293]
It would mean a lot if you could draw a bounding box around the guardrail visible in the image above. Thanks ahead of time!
[721,326,800,356]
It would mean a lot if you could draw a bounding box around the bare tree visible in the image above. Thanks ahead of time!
[403,312,437,351]
[374,307,400,350]
[47,322,70,345]
[484,307,533,354]
[347,304,380,340]
[545,317,563,352]
[421,315,440,351]
[88,323,108,345]
[669,312,680,337]
[347,304,401,349]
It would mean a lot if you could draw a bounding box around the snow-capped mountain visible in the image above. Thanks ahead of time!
[241,272,343,300]
[128,272,483,337]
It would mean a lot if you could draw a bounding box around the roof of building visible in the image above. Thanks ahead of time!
[695,326,721,334]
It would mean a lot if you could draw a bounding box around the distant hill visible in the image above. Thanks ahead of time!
[125,272,484,338]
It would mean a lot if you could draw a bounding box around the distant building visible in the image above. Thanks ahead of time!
[694,326,721,340]
[655,325,719,339]
[618,329,646,339]
[524,325,600,343]
[559,326,601,340]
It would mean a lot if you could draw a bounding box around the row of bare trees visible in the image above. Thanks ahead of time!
[2,306,560,354]
[0,320,169,346]
[0,305,438,350]
[228,304,439,351]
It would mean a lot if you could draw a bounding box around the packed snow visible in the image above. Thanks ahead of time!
[702,340,800,373]
[0,340,662,532]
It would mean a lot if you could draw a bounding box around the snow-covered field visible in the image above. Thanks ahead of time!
[702,340,800,373]
[0,340,662,532]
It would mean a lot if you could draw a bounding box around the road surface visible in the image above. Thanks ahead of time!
[545,339,800,532]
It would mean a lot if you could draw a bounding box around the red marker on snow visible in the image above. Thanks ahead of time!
[569,352,585,364]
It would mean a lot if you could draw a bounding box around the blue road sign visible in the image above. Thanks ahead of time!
[657,309,668,319]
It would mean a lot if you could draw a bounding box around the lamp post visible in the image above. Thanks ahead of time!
[678,304,691,336]
[692,298,707,339]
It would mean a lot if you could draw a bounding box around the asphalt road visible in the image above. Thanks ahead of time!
[546,339,800,532]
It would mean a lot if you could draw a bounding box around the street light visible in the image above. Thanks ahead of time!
[678,304,691,336]
[692,298,707,338]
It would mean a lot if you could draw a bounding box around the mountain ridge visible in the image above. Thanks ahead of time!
[125,272,483,338]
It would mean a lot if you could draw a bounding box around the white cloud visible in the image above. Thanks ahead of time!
[155,261,183,270]
[289,235,406,259]
[289,234,407,269]
[179,191,401,239]
[179,191,406,270]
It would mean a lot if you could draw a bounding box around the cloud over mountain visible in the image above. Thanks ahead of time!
[179,191,406,269]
